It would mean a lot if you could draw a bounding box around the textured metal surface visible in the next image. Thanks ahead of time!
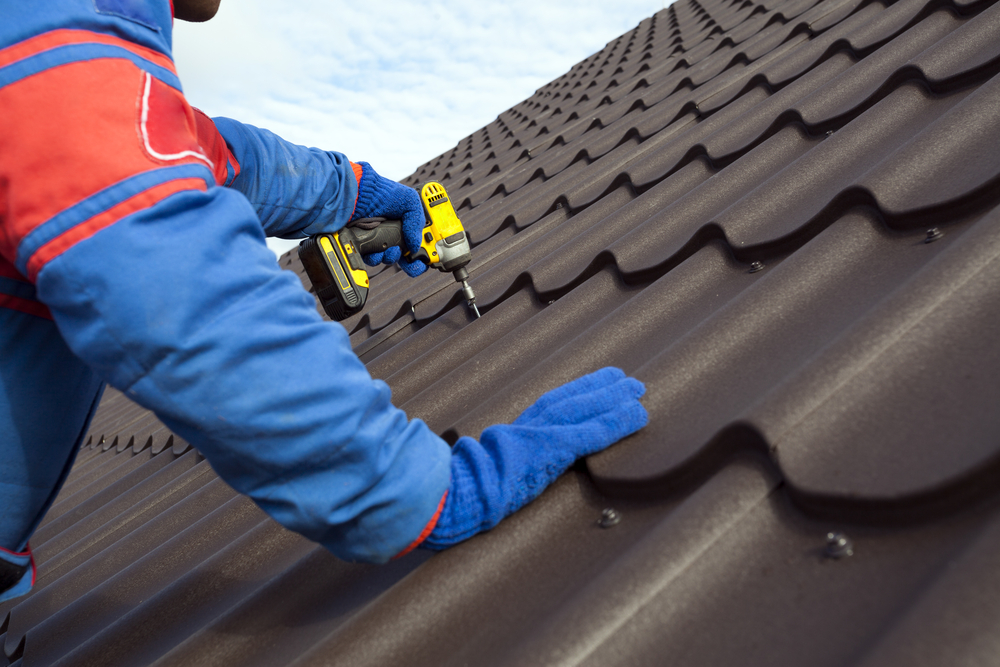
[5,0,1000,663]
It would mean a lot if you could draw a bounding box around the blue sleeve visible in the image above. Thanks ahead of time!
[212,117,360,240]
[35,182,451,563]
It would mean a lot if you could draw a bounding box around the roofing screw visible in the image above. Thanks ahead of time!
[825,130,834,137]
[598,508,621,528]
[749,260,765,273]
[924,228,943,243]
[825,531,853,559]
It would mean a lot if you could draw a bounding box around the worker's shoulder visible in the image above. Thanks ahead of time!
[0,0,173,58]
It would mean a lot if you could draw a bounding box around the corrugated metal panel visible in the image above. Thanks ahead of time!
[5,0,1000,664]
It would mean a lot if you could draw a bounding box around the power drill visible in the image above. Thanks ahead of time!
[298,181,480,322]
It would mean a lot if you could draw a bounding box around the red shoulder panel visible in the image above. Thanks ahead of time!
[141,72,213,168]
[0,57,212,279]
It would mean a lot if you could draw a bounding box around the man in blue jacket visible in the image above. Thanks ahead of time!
[0,0,648,602]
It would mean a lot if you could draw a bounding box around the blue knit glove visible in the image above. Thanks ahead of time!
[422,367,648,548]
[351,161,427,277]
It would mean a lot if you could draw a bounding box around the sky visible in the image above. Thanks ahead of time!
[173,0,664,257]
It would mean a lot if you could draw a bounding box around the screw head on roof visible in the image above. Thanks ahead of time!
[749,261,765,273]
[825,531,853,559]
[598,508,621,528]
[925,228,943,243]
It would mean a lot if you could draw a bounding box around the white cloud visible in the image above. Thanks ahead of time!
[172,0,664,256]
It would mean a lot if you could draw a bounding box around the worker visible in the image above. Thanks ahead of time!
[0,0,648,603]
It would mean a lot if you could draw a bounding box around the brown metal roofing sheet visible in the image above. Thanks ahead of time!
[589,205,996,498]
[29,448,184,552]
[6,0,1000,664]
[507,464,1000,667]
[917,0,1000,81]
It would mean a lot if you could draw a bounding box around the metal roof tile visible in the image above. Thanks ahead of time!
[9,0,1000,663]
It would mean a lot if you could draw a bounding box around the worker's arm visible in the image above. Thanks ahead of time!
[203,115,358,239]
[194,114,427,275]
[3,50,449,562]
[36,188,452,563]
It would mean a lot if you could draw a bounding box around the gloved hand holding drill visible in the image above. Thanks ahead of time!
[350,161,428,277]
[306,164,481,320]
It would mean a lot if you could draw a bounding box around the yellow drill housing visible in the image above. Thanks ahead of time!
[417,182,472,272]
[299,180,479,321]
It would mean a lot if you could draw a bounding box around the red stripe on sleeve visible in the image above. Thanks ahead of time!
[26,177,207,281]
[0,544,32,557]
[0,543,36,586]
[0,256,50,318]
[0,294,52,320]
[393,490,448,559]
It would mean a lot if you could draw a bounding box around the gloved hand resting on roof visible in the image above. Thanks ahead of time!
[420,367,648,550]
[350,161,428,277]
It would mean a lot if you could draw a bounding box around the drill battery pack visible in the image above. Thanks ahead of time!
[298,232,370,321]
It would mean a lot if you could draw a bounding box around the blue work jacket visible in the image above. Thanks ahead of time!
[0,0,450,601]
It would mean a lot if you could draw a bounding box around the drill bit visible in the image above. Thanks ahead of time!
[454,268,481,318]
[462,279,480,318]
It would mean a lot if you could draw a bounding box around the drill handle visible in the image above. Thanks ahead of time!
[345,218,403,256]
[345,219,432,265]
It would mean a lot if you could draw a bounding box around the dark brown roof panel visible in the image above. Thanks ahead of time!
[591,205,999,500]
[6,0,1000,664]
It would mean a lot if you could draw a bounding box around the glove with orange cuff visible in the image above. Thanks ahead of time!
[422,367,648,548]
[350,161,427,277]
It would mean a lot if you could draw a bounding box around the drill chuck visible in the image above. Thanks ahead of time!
[453,266,480,318]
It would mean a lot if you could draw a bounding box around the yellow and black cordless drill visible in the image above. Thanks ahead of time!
[298,182,480,322]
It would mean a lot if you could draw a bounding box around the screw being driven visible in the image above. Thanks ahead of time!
[598,508,621,528]
[825,531,853,559]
